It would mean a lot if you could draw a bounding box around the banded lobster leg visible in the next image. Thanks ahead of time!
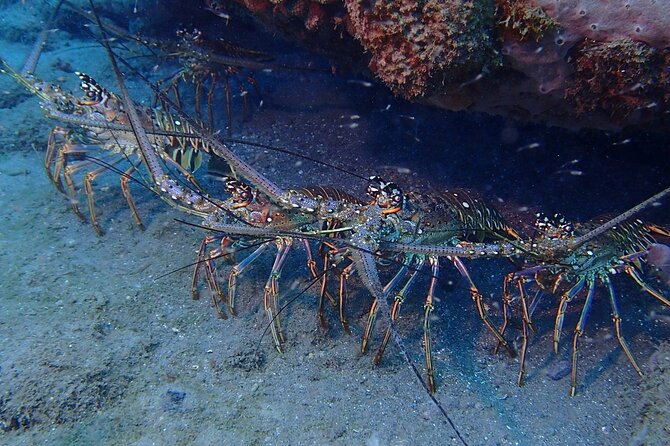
[308,219,363,333]
[309,243,356,335]
[450,256,518,358]
[350,244,444,394]
[372,257,425,365]
[497,268,582,386]
[497,266,547,350]
[363,250,518,391]
[602,276,643,379]
[48,137,145,235]
[45,127,69,192]
[355,243,444,393]
[192,235,238,319]
[497,271,540,385]
[303,240,339,330]
[227,241,271,315]
[624,264,670,307]
[569,278,596,396]
[316,233,373,336]
[361,254,414,355]
[336,261,355,335]
[553,276,587,354]
[262,238,294,352]
[422,256,440,393]
[154,58,261,136]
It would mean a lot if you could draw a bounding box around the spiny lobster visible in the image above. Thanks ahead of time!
[498,212,670,396]
[3,8,523,400]
[0,56,212,235]
[64,0,282,135]
[4,0,670,417]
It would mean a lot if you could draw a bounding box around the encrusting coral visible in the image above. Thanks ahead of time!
[228,0,670,130]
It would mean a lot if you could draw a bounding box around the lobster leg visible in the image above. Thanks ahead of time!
[120,162,145,230]
[192,235,220,299]
[374,258,425,365]
[192,235,233,318]
[223,73,232,137]
[84,159,124,236]
[205,252,228,319]
[316,239,344,327]
[603,276,642,377]
[496,272,522,355]
[423,256,440,393]
[303,240,335,329]
[570,278,596,396]
[337,262,355,335]
[496,265,550,354]
[207,73,216,130]
[272,239,293,339]
[362,261,409,354]
[497,272,516,352]
[194,79,203,124]
[228,241,271,314]
[318,247,331,325]
[171,82,182,109]
[554,276,586,353]
[60,150,118,223]
[45,127,68,192]
[516,279,534,386]
[450,256,517,358]
[263,239,292,352]
[624,265,670,307]
[62,164,86,221]
[647,223,670,237]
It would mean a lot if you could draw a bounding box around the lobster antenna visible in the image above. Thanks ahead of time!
[569,184,670,248]
[21,0,64,76]
[86,0,169,185]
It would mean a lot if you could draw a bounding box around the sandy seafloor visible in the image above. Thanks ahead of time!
[0,1,669,445]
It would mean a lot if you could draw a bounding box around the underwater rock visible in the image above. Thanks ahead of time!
[162,389,187,412]
[226,0,670,131]
[344,0,497,99]
[647,243,670,288]
[546,360,571,381]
